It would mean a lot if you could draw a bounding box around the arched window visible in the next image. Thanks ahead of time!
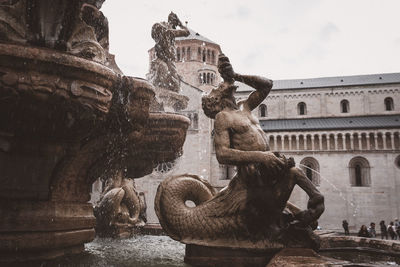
[207,49,210,62]
[211,51,215,64]
[349,157,370,186]
[181,47,185,61]
[395,155,400,169]
[385,97,394,111]
[207,73,210,84]
[197,47,201,61]
[202,73,206,84]
[176,47,180,61]
[298,102,307,115]
[300,157,320,186]
[210,74,214,84]
[202,49,206,62]
[187,47,191,60]
[259,104,267,117]
[341,99,349,113]
[198,73,202,84]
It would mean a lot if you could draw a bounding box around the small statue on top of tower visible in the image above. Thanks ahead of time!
[148,12,189,94]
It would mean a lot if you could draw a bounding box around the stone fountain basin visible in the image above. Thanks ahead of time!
[0,43,119,139]
[126,112,190,178]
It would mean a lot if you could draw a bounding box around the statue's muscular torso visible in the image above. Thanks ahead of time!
[219,109,269,152]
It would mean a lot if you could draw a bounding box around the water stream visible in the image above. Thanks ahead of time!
[298,163,359,217]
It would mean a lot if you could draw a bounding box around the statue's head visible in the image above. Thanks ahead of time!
[202,82,238,119]
[168,12,179,28]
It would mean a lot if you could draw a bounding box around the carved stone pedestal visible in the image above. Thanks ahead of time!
[0,202,96,261]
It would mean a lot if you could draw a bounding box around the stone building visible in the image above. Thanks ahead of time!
[96,28,400,232]
[235,74,400,231]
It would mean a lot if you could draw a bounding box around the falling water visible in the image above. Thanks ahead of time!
[39,236,188,267]
[298,163,359,217]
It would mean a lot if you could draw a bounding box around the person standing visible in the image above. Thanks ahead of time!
[395,219,400,238]
[368,222,376,238]
[342,220,350,235]
[388,221,397,240]
[380,220,388,239]
[358,225,370,238]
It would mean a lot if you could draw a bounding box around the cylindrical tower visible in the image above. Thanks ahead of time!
[149,28,222,93]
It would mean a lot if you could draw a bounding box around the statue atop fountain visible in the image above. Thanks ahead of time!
[155,53,325,264]
[148,12,190,112]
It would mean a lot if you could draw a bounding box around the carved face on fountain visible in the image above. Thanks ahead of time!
[201,82,238,119]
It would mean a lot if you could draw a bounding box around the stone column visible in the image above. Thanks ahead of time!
[319,135,323,151]
[350,135,354,150]
[311,136,315,151]
[296,135,299,151]
[374,133,378,150]
[383,134,387,150]
[281,136,285,151]
[304,136,308,150]
[273,136,277,151]
[327,135,331,151]
[342,134,347,150]
[289,136,292,151]
[366,134,371,150]
[358,134,362,150]
[390,132,395,150]
[334,134,338,150]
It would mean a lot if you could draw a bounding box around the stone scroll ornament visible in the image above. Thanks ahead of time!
[155,54,325,250]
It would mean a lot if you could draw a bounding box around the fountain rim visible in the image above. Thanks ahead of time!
[0,43,120,85]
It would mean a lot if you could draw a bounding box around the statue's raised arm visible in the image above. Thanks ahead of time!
[218,54,273,111]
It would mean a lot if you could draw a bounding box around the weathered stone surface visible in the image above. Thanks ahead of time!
[320,234,400,255]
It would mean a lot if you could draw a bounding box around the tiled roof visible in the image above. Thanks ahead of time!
[176,28,217,45]
[237,73,400,92]
[260,115,400,132]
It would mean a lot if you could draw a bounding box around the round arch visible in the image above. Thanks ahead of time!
[300,157,320,186]
[348,156,370,186]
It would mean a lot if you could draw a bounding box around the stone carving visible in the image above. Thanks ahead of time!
[94,170,147,237]
[147,12,190,111]
[155,54,325,250]
[0,0,121,71]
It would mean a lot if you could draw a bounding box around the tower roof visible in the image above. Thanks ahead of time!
[176,27,217,45]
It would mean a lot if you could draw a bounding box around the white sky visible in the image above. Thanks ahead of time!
[102,0,400,80]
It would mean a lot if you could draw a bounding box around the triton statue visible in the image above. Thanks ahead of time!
[155,54,325,250]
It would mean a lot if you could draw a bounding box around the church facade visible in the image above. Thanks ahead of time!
[130,29,400,232]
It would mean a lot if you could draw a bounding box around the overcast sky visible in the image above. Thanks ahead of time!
[102,0,400,80]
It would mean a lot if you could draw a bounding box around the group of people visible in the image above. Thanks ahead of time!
[342,219,400,239]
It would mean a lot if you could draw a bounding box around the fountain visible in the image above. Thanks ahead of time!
[1,2,400,266]
[0,0,189,262]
